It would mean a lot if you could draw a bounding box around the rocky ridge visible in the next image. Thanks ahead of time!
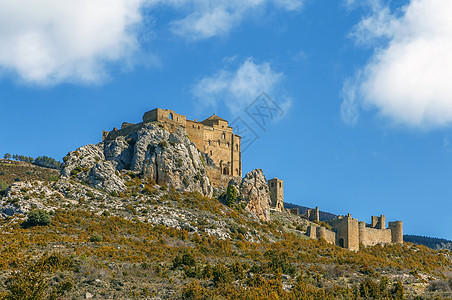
[60,122,273,220]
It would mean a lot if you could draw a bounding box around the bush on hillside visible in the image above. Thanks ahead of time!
[24,209,52,227]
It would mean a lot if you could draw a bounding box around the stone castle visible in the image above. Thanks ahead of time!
[103,108,241,186]
[265,169,404,251]
[103,108,403,251]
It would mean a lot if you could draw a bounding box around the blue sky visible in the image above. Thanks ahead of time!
[1,0,452,240]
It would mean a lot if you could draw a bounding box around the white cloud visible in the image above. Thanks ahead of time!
[0,0,302,85]
[192,58,289,114]
[168,0,303,40]
[342,0,452,128]
[0,0,148,85]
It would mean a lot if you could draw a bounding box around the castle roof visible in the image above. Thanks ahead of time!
[200,114,227,125]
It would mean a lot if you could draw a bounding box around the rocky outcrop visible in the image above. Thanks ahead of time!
[61,123,213,196]
[61,144,126,193]
[229,169,271,221]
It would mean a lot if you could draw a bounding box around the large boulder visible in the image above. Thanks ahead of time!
[61,144,125,193]
[61,124,213,196]
[229,169,271,221]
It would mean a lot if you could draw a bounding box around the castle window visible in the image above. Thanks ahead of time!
[279,182,282,188]
[235,168,239,175]
[169,113,173,120]
[208,140,211,145]
[198,126,200,129]
[192,125,194,128]
[218,140,220,146]
[226,142,230,148]
[235,144,239,151]
[210,150,212,156]
[222,133,225,139]
[223,167,229,175]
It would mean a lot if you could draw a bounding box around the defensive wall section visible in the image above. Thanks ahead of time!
[306,214,403,251]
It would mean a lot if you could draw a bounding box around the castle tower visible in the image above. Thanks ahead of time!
[268,178,284,212]
[328,214,360,251]
[371,215,385,229]
[388,221,403,244]
[358,221,366,244]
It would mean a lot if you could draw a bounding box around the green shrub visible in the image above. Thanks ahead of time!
[264,250,296,276]
[25,209,52,227]
[89,234,103,243]
[0,181,9,192]
[212,264,233,286]
[226,185,237,207]
[3,268,48,300]
[173,252,196,269]
[70,166,82,177]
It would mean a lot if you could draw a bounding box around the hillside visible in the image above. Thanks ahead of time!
[0,163,450,299]
[0,120,451,299]
[404,235,452,251]
[0,159,59,193]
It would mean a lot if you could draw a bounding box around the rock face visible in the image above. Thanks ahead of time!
[61,124,213,196]
[229,169,271,221]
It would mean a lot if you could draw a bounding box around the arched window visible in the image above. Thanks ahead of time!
[210,150,212,156]
[223,167,229,175]
[226,142,230,148]
[235,144,239,151]
[222,133,225,139]
[338,238,345,248]
[218,140,220,146]
[208,140,211,146]
[169,113,173,120]
[235,168,239,175]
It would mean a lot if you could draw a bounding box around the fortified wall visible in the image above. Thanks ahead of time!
[103,108,242,187]
[306,214,403,251]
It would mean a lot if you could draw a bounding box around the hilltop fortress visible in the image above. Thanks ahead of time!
[103,108,241,187]
[102,108,403,250]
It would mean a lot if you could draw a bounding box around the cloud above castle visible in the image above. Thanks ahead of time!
[341,0,452,128]
[191,57,292,114]
[0,0,303,85]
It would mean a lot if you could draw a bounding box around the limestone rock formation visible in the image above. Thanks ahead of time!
[229,169,271,221]
[61,123,213,196]
[61,144,126,193]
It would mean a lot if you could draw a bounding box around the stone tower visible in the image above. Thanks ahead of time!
[389,221,403,244]
[268,178,284,212]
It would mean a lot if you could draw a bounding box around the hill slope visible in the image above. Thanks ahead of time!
[404,235,452,251]
[0,166,451,299]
